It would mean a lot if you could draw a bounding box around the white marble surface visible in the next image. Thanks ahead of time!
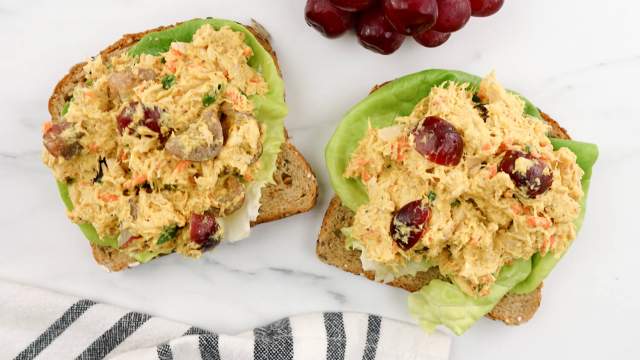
[1,0,639,358]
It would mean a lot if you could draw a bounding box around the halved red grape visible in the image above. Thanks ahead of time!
[117,102,163,136]
[331,0,375,12]
[470,0,504,17]
[413,28,451,47]
[412,116,464,166]
[190,213,220,246]
[356,6,406,55]
[116,102,137,135]
[142,106,162,134]
[499,150,553,198]
[383,0,438,35]
[433,0,471,32]
[305,0,354,38]
[390,200,432,250]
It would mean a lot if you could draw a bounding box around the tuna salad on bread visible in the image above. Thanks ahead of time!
[319,69,598,334]
[42,19,317,271]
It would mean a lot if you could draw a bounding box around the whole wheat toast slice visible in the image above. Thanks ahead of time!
[49,21,318,271]
[317,81,570,326]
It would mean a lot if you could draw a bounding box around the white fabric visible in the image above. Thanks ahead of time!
[0,279,451,360]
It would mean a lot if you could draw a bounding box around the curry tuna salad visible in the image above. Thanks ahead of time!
[320,69,598,335]
[345,74,583,297]
[42,19,318,269]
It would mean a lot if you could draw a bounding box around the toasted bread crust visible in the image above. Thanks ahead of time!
[254,141,319,225]
[50,20,317,271]
[318,81,571,326]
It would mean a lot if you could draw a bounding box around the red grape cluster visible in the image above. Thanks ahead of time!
[305,0,504,54]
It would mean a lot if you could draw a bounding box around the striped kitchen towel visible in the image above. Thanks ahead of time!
[0,279,451,360]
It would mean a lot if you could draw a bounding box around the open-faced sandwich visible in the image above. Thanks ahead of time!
[319,69,598,334]
[42,19,318,271]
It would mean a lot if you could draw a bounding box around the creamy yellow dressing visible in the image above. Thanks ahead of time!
[43,25,268,258]
[345,74,584,296]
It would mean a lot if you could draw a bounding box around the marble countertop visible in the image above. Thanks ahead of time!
[1,1,639,358]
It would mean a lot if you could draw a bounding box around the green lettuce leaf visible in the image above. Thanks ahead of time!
[409,259,532,335]
[55,19,286,260]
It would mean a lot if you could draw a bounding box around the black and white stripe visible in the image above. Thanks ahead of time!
[13,299,96,360]
[254,318,293,360]
[199,334,220,360]
[324,312,346,360]
[184,326,212,336]
[156,343,173,360]
[3,280,451,360]
[362,315,382,360]
[76,312,151,359]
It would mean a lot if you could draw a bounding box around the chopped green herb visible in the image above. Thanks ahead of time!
[61,101,71,116]
[85,79,94,87]
[157,225,178,245]
[451,199,461,207]
[428,191,437,203]
[202,93,216,107]
[202,84,224,107]
[160,57,166,64]
[525,145,531,153]
[161,74,176,90]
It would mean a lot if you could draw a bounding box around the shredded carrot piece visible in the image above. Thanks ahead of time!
[133,175,147,185]
[167,62,177,73]
[487,164,497,179]
[42,121,53,134]
[124,174,147,189]
[170,48,183,57]
[243,47,253,57]
[511,203,523,215]
[175,160,190,172]
[395,136,409,161]
[527,216,552,229]
[226,89,240,104]
[88,143,99,153]
[119,151,128,162]
[121,236,142,249]
[99,193,119,202]
[549,235,556,249]
[354,157,369,167]
[482,143,492,152]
